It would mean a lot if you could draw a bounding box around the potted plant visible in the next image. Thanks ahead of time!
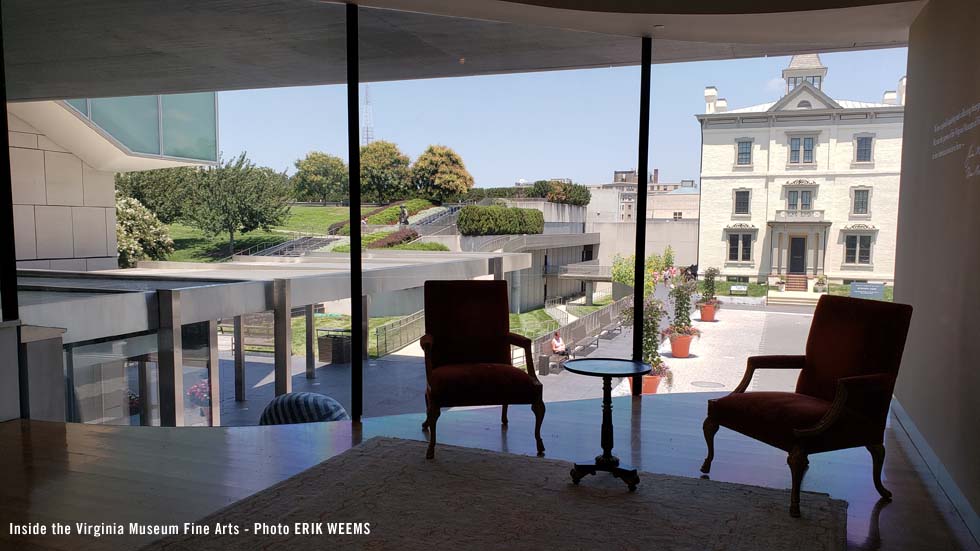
[813,274,828,293]
[777,278,786,292]
[697,267,721,322]
[662,274,701,358]
[622,296,672,394]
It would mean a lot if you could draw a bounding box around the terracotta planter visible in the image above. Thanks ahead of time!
[699,303,717,322]
[670,335,694,358]
[627,374,663,395]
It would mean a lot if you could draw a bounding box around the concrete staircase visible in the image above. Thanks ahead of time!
[784,274,808,291]
[767,290,820,307]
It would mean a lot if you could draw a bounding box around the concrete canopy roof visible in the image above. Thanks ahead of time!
[2,0,924,101]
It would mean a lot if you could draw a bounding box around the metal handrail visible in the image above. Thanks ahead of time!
[374,309,425,357]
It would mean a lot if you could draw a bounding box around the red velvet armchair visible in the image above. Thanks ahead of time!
[420,280,546,459]
[701,295,913,517]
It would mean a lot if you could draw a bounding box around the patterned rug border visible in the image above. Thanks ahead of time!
[143,435,848,551]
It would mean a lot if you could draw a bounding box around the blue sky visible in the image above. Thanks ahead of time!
[218,48,907,187]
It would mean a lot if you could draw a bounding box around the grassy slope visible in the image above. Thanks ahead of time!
[509,308,559,339]
[167,205,372,263]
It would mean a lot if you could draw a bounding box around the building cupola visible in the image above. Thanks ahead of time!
[781,53,828,94]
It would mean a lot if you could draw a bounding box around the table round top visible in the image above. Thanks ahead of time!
[562,358,651,378]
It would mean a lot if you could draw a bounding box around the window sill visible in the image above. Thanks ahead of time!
[841,263,874,270]
[731,213,752,219]
[732,164,754,170]
[849,213,872,219]
[786,163,817,169]
[725,261,754,267]
[851,162,875,169]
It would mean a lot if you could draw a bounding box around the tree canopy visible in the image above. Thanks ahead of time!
[182,153,291,254]
[291,151,349,204]
[360,140,411,204]
[411,145,474,203]
[115,167,196,224]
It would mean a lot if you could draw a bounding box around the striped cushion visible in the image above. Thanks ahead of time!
[259,392,350,425]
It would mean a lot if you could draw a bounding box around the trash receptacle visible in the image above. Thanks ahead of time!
[317,330,352,364]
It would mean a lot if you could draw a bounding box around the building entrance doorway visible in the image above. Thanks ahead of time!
[789,237,807,274]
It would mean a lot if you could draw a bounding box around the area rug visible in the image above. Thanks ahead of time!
[142,437,846,551]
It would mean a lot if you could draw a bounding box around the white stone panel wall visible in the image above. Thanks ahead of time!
[8,113,117,270]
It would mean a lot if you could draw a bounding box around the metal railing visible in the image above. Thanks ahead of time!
[521,295,633,369]
[561,260,613,278]
[374,309,425,357]
[544,296,569,327]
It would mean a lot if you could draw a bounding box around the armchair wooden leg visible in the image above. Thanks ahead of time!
[501,404,508,426]
[425,403,440,459]
[531,400,546,457]
[867,444,892,500]
[788,447,808,518]
[700,417,719,474]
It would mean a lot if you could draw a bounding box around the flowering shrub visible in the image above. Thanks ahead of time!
[620,296,672,385]
[698,267,722,307]
[186,380,211,407]
[116,194,174,268]
[662,274,702,342]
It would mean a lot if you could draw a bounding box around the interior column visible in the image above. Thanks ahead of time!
[273,279,292,396]
[157,289,185,427]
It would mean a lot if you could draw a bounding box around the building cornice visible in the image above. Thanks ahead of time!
[695,105,904,123]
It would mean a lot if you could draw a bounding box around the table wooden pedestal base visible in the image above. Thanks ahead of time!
[570,455,641,491]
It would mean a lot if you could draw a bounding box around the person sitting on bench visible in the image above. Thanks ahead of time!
[551,331,569,358]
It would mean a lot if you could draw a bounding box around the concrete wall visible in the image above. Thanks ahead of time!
[504,198,587,224]
[586,220,699,267]
[9,113,117,270]
[586,188,623,222]
[506,246,585,312]
[893,0,980,539]
[648,192,700,220]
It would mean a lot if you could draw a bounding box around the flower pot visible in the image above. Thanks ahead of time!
[777,283,786,292]
[627,374,663,395]
[670,335,694,358]
[699,303,717,322]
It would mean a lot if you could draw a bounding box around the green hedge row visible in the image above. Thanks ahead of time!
[456,205,544,236]
[461,180,591,206]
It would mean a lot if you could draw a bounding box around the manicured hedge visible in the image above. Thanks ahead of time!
[367,228,419,249]
[456,205,544,236]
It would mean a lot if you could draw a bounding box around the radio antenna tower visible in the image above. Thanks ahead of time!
[362,84,375,146]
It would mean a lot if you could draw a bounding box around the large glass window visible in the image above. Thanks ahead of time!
[90,95,161,155]
[162,92,218,161]
[741,234,752,261]
[803,137,815,163]
[734,190,750,214]
[787,190,799,210]
[67,333,159,426]
[853,189,870,214]
[856,136,873,162]
[728,234,740,261]
[845,235,873,264]
[736,141,752,165]
[790,137,801,163]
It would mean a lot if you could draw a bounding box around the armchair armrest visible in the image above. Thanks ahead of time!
[794,373,895,438]
[507,332,541,382]
[420,334,435,378]
[732,355,806,393]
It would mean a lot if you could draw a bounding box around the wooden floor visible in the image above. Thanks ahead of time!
[0,392,976,551]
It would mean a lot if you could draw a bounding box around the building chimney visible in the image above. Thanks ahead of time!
[898,76,907,106]
[652,169,659,183]
[882,91,898,106]
[705,86,718,114]
[715,98,728,113]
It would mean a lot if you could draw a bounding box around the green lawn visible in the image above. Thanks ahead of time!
[567,297,614,318]
[288,314,401,358]
[167,223,289,262]
[704,280,769,297]
[166,205,373,262]
[510,308,559,339]
[829,283,894,302]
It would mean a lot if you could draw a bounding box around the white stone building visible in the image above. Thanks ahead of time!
[696,54,904,287]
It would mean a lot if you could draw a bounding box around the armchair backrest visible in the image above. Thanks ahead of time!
[799,295,913,402]
[424,280,512,368]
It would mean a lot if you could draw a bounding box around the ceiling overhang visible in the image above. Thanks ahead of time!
[2,0,924,101]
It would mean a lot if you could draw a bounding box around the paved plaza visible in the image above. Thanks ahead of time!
[217,303,814,426]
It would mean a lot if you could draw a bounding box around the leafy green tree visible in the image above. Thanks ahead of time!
[360,141,411,204]
[412,145,474,202]
[115,167,196,224]
[183,153,291,254]
[291,152,349,204]
[116,195,174,268]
